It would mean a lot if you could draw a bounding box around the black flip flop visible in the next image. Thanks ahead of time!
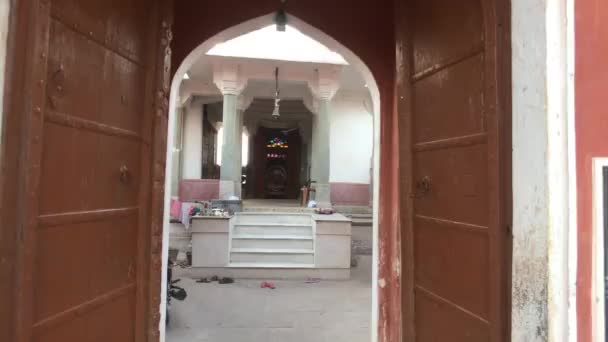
[218,277,234,284]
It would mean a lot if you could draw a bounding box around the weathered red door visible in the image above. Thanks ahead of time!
[2,0,172,341]
[397,0,511,341]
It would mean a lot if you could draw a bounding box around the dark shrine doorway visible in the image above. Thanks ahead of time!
[249,127,301,199]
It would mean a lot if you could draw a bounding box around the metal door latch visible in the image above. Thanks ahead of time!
[120,165,130,184]
[410,176,432,198]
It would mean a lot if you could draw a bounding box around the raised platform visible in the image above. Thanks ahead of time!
[190,210,352,280]
[241,199,314,213]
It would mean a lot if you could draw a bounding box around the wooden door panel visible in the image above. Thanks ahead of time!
[39,122,101,214]
[33,314,88,342]
[414,218,490,318]
[400,0,508,340]
[33,294,135,342]
[413,55,485,144]
[50,0,109,42]
[94,134,141,207]
[84,294,136,342]
[50,0,148,63]
[411,0,484,76]
[415,294,490,342]
[34,216,137,321]
[46,20,104,124]
[414,145,489,226]
[104,0,148,62]
[39,122,141,214]
[46,19,146,134]
[100,51,146,134]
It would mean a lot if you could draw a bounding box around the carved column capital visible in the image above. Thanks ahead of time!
[237,95,253,111]
[308,65,342,101]
[303,93,319,115]
[213,62,248,96]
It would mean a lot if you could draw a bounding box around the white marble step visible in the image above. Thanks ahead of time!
[232,235,313,249]
[227,262,315,269]
[232,234,313,240]
[230,249,314,264]
[234,212,312,225]
[233,223,313,236]
[231,248,314,254]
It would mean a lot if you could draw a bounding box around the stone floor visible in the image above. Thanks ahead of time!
[166,255,372,342]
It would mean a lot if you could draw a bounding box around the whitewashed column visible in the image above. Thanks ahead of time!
[213,62,248,199]
[181,99,203,180]
[307,66,341,207]
[234,96,252,198]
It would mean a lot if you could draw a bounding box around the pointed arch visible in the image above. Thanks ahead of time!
[161,13,383,342]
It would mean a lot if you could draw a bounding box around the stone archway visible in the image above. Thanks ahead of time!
[161,12,384,340]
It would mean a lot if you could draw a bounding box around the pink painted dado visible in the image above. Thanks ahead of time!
[330,182,371,206]
[179,179,220,202]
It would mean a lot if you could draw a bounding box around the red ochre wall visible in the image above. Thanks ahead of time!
[576,0,608,340]
[171,0,395,120]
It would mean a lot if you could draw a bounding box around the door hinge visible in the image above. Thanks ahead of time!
[506,224,512,236]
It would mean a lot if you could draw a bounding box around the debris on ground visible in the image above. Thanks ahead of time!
[218,277,234,284]
[196,276,234,284]
[305,277,321,284]
[260,281,276,289]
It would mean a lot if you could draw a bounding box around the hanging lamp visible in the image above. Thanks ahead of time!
[275,0,287,31]
[272,67,281,120]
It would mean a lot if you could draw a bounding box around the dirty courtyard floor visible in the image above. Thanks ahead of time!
[165,255,372,342]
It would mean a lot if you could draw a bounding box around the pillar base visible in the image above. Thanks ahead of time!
[219,180,241,200]
[313,183,331,208]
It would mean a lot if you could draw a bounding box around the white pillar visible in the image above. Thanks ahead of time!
[214,62,248,199]
[170,105,184,196]
[308,66,341,207]
[235,96,251,176]
[181,99,203,180]
[311,99,332,205]
[511,0,575,340]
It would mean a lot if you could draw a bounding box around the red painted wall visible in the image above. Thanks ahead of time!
[172,1,395,124]
[576,0,608,340]
[331,182,371,206]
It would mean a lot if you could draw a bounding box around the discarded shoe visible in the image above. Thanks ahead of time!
[218,277,234,284]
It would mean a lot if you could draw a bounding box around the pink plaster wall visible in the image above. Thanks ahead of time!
[330,182,371,206]
[576,0,608,339]
[179,179,220,202]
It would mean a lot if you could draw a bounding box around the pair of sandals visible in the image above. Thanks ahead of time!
[196,275,234,284]
[260,281,276,289]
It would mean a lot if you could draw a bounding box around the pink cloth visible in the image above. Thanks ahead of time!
[170,198,182,219]
[179,179,220,202]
